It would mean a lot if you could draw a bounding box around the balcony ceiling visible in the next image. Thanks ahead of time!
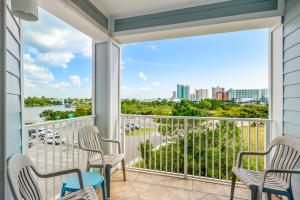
[89,0,231,19]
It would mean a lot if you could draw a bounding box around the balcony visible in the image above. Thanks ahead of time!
[24,114,271,199]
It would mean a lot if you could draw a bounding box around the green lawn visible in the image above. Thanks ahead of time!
[125,127,156,137]
[241,125,265,170]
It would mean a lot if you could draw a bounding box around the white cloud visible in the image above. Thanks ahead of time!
[149,45,157,51]
[24,63,54,83]
[121,86,133,92]
[70,75,81,86]
[37,52,74,69]
[84,78,90,82]
[25,27,92,57]
[138,86,152,91]
[151,81,160,87]
[24,53,34,63]
[49,82,71,90]
[138,72,147,81]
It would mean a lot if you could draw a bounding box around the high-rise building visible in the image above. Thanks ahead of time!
[172,91,176,99]
[176,84,190,100]
[228,89,269,104]
[216,91,229,101]
[195,89,208,100]
[212,86,225,99]
[190,93,196,100]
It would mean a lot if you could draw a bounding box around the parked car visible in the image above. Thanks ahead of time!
[124,122,140,133]
[28,129,37,138]
[43,133,66,145]
[37,128,45,140]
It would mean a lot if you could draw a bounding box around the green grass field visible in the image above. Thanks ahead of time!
[241,125,265,170]
[125,127,156,136]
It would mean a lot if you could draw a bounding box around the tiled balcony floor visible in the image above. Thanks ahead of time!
[110,170,251,200]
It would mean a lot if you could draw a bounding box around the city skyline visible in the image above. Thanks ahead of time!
[23,8,268,99]
[122,29,268,99]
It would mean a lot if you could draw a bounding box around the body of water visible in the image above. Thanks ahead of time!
[24,105,76,124]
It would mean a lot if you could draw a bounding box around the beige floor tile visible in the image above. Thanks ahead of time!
[162,176,193,190]
[135,173,165,185]
[112,170,137,181]
[130,181,163,195]
[223,185,250,200]
[192,181,226,196]
[110,180,138,200]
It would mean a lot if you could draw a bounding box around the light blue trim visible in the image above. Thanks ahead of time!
[71,0,108,30]
[115,0,278,32]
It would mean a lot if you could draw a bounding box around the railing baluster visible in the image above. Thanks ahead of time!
[171,118,174,173]
[184,118,188,179]
[199,119,201,178]
[60,122,63,184]
[256,120,259,171]
[52,124,55,200]
[149,117,151,171]
[233,120,236,167]
[177,118,180,174]
[248,121,251,170]
[192,119,195,176]
[139,117,141,169]
[165,118,168,172]
[219,120,221,180]
[144,117,146,170]
[133,117,136,168]
[241,121,244,168]
[160,117,162,172]
[205,120,208,178]
[44,125,48,200]
[154,116,157,171]
[212,120,215,178]
[128,117,131,167]
[226,120,229,181]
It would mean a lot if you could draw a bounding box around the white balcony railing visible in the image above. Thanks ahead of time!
[121,114,272,184]
[24,115,95,200]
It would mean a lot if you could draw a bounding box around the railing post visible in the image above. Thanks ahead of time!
[264,121,271,168]
[184,118,188,179]
[121,116,125,157]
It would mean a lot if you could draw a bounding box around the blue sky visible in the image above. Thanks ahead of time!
[122,29,269,99]
[23,8,269,99]
[23,8,92,98]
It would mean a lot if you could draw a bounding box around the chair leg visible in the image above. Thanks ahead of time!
[105,166,111,198]
[122,159,126,181]
[251,188,259,200]
[266,193,272,200]
[230,174,236,200]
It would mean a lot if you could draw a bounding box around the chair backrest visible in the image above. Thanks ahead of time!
[268,136,300,183]
[7,154,42,200]
[78,125,103,159]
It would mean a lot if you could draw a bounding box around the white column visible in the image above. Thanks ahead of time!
[93,39,121,154]
[269,24,283,140]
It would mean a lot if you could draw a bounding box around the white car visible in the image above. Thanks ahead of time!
[44,133,66,145]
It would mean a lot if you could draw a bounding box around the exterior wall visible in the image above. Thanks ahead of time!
[0,0,23,198]
[283,0,300,199]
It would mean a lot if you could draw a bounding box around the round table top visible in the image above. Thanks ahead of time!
[62,172,104,190]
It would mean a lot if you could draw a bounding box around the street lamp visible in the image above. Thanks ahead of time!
[11,0,39,21]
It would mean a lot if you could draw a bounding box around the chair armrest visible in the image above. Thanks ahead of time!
[79,146,107,169]
[31,168,84,189]
[258,169,300,199]
[237,151,269,168]
[100,135,121,154]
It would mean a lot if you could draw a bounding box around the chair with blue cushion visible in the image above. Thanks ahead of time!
[61,172,106,200]
[78,125,126,198]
